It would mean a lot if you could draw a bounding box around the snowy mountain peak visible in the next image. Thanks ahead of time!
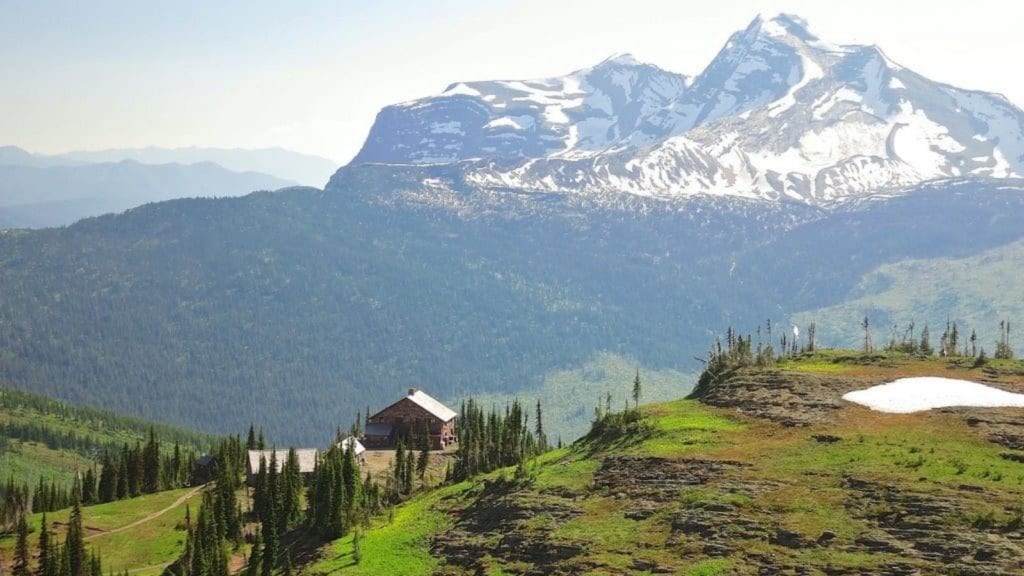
[755,13,823,44]
[596,52,642,68]
[347,14,1024,207]
[353,51,689,165]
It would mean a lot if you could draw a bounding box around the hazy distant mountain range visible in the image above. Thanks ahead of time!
[0,146,336,228]
[55,146,337,187]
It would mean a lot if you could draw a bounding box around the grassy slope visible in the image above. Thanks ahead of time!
[0,389,223,574]
[305,351,1024,575]
[0,487,206,575]
[0,387,217,489]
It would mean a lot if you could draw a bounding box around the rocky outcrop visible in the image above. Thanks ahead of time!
[694,367,876,426]
[431,479,584,575]
[843,476,1024,574]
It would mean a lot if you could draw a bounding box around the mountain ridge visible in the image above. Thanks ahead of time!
[0,159,295,228]
[346,14,1024,207]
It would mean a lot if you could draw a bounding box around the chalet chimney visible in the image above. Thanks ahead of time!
[408,388,417,396]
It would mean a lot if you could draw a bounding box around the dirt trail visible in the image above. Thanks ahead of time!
[85,485,204,541]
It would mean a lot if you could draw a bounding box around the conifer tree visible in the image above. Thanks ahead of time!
[632,370,642,410]
[59,544,70,576]
[98,450,116,504]
[260,520,277,576]
[38,512,52,576]
[392,439,406,490]
[342,443,358,516]
[116,446,129,500]
[66,501,86,576]
[13,514,30,576]
[919,325,933,356]
[245,531,262,576]
[535,399,547,452]
[281,447,303,531]
[142,427,161,493]
[416,430,430,482]
[253,455,268,523]
[88,551,102,576]
[246,425,257,450]
[81,467,97,505]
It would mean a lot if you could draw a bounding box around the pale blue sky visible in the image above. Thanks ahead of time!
[3,0,1022,163]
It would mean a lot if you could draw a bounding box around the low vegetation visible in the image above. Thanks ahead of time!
[300,348,1024,574]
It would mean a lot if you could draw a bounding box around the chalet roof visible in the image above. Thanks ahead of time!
[246,448,318,475]
[195,454,216,467]
[339,436,366,456]
[364,422,392,437]
[407,389,457,422]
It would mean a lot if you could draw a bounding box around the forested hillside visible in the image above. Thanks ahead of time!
[0,387,217,499]
[0,175,1022,443]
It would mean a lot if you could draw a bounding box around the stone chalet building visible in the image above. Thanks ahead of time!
[363,388,457,450]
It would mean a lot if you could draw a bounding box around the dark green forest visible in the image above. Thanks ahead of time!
[1,169,1023,444]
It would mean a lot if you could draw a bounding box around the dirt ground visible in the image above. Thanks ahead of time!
[362,444,458,486]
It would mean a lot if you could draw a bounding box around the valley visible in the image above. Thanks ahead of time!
[3,7,1024,575]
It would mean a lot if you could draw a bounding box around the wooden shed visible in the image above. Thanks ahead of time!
[338,436,367,465]
[364,388,457,450]
[191,453,218,486]
[245,448,318,485]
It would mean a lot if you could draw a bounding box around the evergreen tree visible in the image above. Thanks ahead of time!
[342,443,358,516]
[353,529,362,564]
[535,399,547,452]
[996,320,1015,359]
[116,446,129,500]
[260,520,277,576]
[81,467,97,505]
[265,450,280,534]
[246,425,257,451]
[416,431,430,482]
[88,551,102,576]
[632,370,642,410]
[392,439,405,490]
[281,448,302,532]
[66,501,86,576]
[59,543,71,576]
[919,325,933,356]
[253,455,268,523]
[13,514,30,576]
[245,532,262,576]
[97,450,117,504]
[38,512,52,576]
[142,428,161,493]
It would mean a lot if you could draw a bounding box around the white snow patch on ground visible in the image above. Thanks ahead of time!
[843,377,1024,413]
